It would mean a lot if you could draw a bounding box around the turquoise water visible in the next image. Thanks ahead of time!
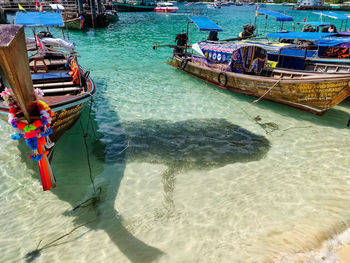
[2,5,350,262]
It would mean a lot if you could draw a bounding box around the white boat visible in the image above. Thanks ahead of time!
[154,2,179,12]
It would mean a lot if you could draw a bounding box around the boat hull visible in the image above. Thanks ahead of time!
[0,74,96,150]
[171,56,350,114]
[113,2,155,12]
[64,18,83,30]
[154,7,178,12]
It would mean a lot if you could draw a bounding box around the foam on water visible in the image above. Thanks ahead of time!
[2,5,350,263]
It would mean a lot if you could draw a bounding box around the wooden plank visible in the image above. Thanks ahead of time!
[0,25,35,121]
[33,81,74,88]
[42,87,81,94]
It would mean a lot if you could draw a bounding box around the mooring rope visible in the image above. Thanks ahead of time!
[252,79,281,104]
[24,218,98,263]
[74,97,103,211]
[79,117,96,194]
[24,99,103,262]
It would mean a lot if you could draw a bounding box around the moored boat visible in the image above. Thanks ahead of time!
[105,10,119,22]
[0,13,96,191]
[154,2,179,13]
[154,17,350,115]
[64,17,84,30]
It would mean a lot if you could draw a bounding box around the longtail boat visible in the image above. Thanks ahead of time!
[154,17,350,115]
[0,14,96,191]
[199,10,350,69]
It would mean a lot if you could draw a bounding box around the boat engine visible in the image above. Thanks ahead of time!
[37,31,53,39]
[174,33,188,55]
[207,31,219,41]
[238,25,255,40]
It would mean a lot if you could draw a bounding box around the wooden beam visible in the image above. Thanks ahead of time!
[0,25,36,122]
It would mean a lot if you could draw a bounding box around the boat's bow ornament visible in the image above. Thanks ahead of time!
[0,24,56,191]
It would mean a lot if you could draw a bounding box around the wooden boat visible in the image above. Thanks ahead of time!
[169,46,350,115]
[113,1,155,12]
[154,16,350,115]
[154,2,179,13]
[64,17,83,30]
[105,10,119,22]
[0,14,96,190]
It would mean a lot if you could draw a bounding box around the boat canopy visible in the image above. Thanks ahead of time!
[188,16,223,32]
[313,11,350,20]
[257,9,294,21]
[315,36,350,46]
[50,4,65,10]
[15,12,64,27]
[267,31,337,40]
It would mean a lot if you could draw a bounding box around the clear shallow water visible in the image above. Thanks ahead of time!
[2,5,350,263]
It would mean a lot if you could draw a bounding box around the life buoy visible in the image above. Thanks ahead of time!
[218,72,228,87]
[180,58,190,70]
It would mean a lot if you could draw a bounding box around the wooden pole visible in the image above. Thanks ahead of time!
[90,0,97,27]
[77,0,84,13]
[96,0,103,15]
[0,25,35,122]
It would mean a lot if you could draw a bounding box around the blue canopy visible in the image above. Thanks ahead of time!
[15,12,64,27]
[313,11,350,20]
[188,16,223,32]
[315,37,350,46]
[267,31,337,40]
[257,9,294,21]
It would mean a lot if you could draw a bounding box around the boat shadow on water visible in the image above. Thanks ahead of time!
[22,79,271,262]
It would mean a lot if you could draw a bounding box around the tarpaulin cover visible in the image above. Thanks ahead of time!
[31,72,71,80]
[315,37,350,46]
[267,31,336,40]
[188,16,223,31]
[257,9,293,21]
[15,12,64,27]
[196,42,267,74]
[313,11,350,20]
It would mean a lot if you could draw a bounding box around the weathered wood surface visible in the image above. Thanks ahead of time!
[172,56,350,114]
[0,25,36,121]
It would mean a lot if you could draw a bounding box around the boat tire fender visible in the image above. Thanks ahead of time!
[218,72,228,87]
[180,58,190,70]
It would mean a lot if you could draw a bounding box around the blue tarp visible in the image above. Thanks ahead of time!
[15,12,64,27]
[31,72,71,81]
[267,31,337,40]
[315,37,350,46]
[257,9,294,21]
[313,11,350,20]
[188,16,223,32]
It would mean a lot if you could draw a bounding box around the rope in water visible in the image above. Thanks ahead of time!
[25,218,97,262]
[25,99,102,262]
[79,97,97,194]
[74,98,103,211]
[231,80,281,134]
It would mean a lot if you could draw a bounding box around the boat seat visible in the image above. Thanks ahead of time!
[33,81,76,89]
[32,72,73,84]
[29,58,67,73]
[42,87,82,94]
